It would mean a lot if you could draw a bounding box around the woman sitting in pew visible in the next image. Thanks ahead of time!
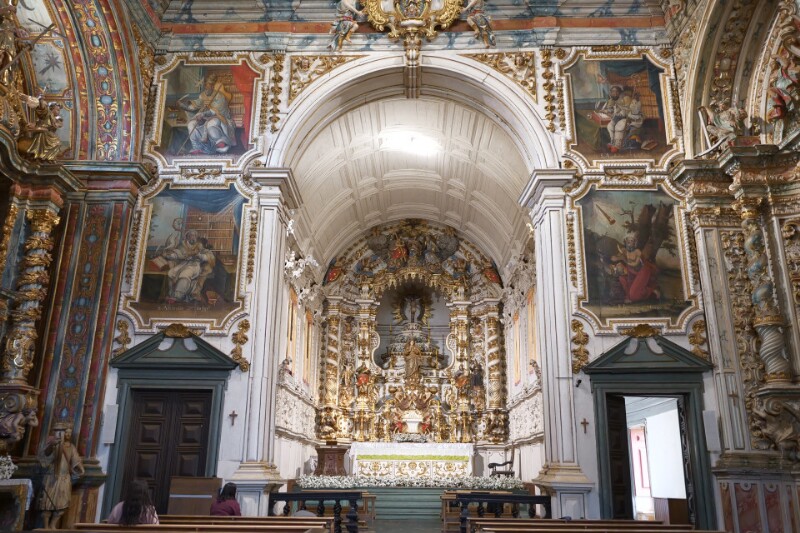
[107,480,159,525]
[210,482,241,516]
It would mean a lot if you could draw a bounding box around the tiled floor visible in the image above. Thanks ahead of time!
[372,518,441,532]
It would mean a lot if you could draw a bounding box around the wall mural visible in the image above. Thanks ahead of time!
[153,60,259,162]
[122,182,249,331]
[561,49,680,170]
[574,182,695,329]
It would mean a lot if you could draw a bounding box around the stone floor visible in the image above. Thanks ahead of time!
[372,518,441,532]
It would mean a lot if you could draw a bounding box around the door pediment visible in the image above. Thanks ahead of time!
[584,335,713,375]
[111,328,238,372]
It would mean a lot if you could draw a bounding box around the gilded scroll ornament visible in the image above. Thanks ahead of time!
[164,323,196,338]
[112,320,131,357]
[619,324,660,338]
[124,211,141,285]
[721,230,768,448]
[752,396,800,461]
[735,199,792,382]
[781,217,800,304]
[269,54,285,134]
[570,319,589,373]
[246,210,258,284]
[688,319,710,361]
[230,319,251,372]
[2,208,60,384]
[0,203,18,277]
[463,52,535,100]
[289,55,362,104]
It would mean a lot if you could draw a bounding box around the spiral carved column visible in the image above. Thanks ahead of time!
[2,207,60,385]
[736,199,792,383]
[485,307,508,443]
[319,302,342,440]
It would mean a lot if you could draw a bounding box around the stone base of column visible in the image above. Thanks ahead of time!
[230,461,285,516]
[534,462,593,519]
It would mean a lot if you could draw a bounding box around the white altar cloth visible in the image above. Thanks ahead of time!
[349,442,474,479]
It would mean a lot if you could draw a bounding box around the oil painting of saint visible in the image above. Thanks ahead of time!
[566,56,672,163]
[156,61,258,161]
[578,186,690,324]
[130,185,246,325]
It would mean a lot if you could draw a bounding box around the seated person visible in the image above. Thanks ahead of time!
[210,482,241,516]
[107,480,159,525]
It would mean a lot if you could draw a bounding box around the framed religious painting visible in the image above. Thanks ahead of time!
[147,53,269,170]
[568,176,700,332]
[559,48,682,171]
[120,175,258,333]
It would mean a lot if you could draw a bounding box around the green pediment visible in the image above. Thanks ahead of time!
[110,330,238,371]
[583,335,713,375]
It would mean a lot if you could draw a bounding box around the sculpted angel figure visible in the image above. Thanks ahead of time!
[329,0,364,51]
[462,0,496,47]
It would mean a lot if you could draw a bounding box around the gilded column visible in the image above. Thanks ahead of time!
[448,301,471,442]
[2,207,60,384]
[735,198,793,383]
[319,299,341,441]
[484,303,508,444]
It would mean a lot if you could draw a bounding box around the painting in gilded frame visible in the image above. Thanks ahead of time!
[155,60,258,161]
[566,56,672,163]
[128,184,246,326]
[577,185,691,324]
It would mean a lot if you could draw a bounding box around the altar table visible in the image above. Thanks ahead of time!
[349,442,474,479]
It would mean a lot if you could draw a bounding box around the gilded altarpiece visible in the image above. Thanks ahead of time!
[318,220,509,450]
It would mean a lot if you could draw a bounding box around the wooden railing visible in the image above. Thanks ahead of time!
[268,490,362,533]
[454,493,552,533]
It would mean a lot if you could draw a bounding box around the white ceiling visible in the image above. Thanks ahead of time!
[291,96,531,267]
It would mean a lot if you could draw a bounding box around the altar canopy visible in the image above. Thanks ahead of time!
[350,442,474,479]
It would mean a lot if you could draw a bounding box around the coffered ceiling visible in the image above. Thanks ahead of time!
[290,97,531,268]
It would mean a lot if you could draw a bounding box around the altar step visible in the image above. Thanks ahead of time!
[365,487,443,520]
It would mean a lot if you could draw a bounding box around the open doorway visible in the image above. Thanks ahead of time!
[624,396,688,524]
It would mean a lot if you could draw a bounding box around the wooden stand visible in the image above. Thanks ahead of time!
[314,445,348,476]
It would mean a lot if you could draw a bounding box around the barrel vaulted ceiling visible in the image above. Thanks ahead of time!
[290,97,531,268]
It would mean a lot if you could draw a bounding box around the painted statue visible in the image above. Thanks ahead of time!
[699,103,747,147]
[178,75,236,155]
[19,98,64,160]
[462,0,496,47]
[767,55,800,123]
[328,0,364,51]
[0,0,27,88]
[37,424,84,529]
[404,338,424,383]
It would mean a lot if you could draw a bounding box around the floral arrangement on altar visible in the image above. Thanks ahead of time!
[297,475,525,490]
[0,455,17,480]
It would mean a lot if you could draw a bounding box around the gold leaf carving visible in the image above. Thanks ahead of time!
[230,319,251,372]
[289,56,362,105]
[463,52,536,101]
[571,319,589,373]
[619,324,661,338]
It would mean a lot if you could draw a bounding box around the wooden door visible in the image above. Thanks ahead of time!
[606,394,634,519]
[121,389,212,513]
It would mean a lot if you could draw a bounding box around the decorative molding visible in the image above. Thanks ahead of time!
[540,48,556,133]
[591,45,635,53]
[289,55,362,105]
[269,54,285,134]
[781,217,800,305]
[508,391,543,443]
[180,167,223,180]
[463,52,536,101]
[565,212,578,287]
[0,203,18,277]
[246,210,258,284]
[570,319,589,373]
[230,319,251,372]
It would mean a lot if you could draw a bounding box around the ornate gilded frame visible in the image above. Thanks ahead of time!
[567,174,701,334]
[557,47,683,172]
[144,52,271,172]
[119,171,259,334]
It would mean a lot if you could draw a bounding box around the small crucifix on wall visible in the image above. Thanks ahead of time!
[580,418,589,434]
[229,411,238,426]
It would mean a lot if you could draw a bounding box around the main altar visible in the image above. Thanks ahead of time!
[350,442,474,479]
[317,220,511,449]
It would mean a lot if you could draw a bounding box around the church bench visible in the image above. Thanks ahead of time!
[294,490,377,521]
[476,528,720,533]
[466,518,684,532]
[268,490,362,532]
[441,490,515,532]
[454,493,553,533]
[158,515,335,531]
[71,521,331,532]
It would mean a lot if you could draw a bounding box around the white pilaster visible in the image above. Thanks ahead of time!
[232,168,301,516]
[520,169,592,517]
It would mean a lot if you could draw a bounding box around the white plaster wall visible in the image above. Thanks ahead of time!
[646,409,687,499]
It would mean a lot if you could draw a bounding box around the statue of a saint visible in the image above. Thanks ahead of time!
[37,423,84,529]
[404,338,423,383]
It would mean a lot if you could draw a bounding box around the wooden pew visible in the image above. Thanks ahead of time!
[440,490,515,533]
[477,528,722,533]
[294,490,377,523]
[70,521,330,532]
[453,492,553,533]
[467,518,686,532]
